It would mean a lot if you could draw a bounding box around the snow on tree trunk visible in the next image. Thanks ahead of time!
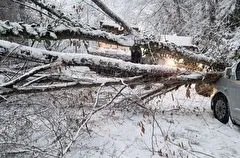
[0,40,183,77]
[91,0,133,34]
[0,20,134,46]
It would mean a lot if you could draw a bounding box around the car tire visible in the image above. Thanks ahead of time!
[213,95,229,124]
[230,116,239,126]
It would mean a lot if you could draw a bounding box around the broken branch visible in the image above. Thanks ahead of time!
[0,62,62,88]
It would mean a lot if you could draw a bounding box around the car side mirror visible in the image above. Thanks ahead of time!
[225,67,232,79]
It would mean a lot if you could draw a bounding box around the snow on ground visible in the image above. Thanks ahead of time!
[66,86,240,158]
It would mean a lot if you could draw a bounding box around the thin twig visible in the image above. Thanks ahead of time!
[191,150,215,158]
[151,110,155,155]
[61,83,105,156]
[10,0,56,20]
[0,95,7,101]
[1,45,21,63]
[62,84,128,157]
[0,62,62,88]
[22,75,50,87]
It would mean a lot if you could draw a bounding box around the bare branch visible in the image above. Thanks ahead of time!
[29,0,80,27]
[62,83,105,156]
[22,74,50,87]
[62,85,126,156]
[0,62,62,88]
[0,76,139,96]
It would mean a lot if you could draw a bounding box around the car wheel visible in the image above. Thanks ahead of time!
[213,95,229,124]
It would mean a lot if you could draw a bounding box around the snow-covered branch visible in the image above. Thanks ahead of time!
[0,20,134,46]
[0,20,227,69]
[0,75,143,96]
[139,40,227,70]
[29,0,79,27]
[91,0,133,34]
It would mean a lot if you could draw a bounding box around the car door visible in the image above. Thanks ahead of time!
[231,62,240,122]
[231,81,240,121]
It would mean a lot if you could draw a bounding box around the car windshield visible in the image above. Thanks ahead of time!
[236,63,240,80]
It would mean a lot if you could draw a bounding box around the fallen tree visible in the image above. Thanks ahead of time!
[0,0,227,100]
[0,1,232,156]
[0,40,223,99]
[0,20,228,70]
[1,1,228,69]
[0,40,181,77]
[0,0,227,98]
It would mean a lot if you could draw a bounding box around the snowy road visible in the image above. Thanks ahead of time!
[66,87,240,158]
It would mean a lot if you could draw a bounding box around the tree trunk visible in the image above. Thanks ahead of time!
[0,40,182,77]
[91,0,133,34]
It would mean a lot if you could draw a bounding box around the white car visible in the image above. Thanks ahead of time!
[211,61,240,125]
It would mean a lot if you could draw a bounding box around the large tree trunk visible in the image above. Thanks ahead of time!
[0,40,223,80]
[0,40,181,77]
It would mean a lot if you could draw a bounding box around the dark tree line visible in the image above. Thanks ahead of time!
[229,0,240,29]
[0,0,26,21]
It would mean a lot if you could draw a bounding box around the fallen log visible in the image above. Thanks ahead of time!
[0,40,224,100]
[0,71,222,98]
[0,40,183,77]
